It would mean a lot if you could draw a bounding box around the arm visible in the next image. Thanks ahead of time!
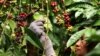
[29,20,56,56]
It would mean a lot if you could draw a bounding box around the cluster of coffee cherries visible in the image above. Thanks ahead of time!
[55,14,64,25]
[63,12,73,31]
[0,0,14,8]
[14,27,23,43]
[16,12,28,27]
[6,12,13,19]
[64,12,71,27]
[14,12,27,43]
[50,1,59,13]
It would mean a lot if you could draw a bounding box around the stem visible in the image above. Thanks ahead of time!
[19,0,22,12]
[46,0,49,34]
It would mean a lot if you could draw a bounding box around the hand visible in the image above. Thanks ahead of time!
[29,20,56,56]
[29,20,45,36]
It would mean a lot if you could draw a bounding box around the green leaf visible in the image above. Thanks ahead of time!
[33,12,44,20]
[93,19,100,26]
[89,30,100,42]
[4,26,11,36]
[64,0,73,6]
[25,28,43,49]
[48,31,60,46]
[84,9,97,19]
[67,29,86,47]
[0,51,12,56]
[11,45,26,56]
[84,28,96,40]
[73,0,89,2]
[66,2,94,9]
[22,0,27,4]
[8,20,16,32]
[75,9,84,18]
[86,43,100,56]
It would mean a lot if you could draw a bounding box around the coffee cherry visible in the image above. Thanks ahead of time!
[67,26,73,31]
[61,0,64,3]
[0,0,4,4]
[64,16,70,21]
[63,12,72,28]
[52,6,59,13]
[7,13,13,19]
[50,1,57,7]
[11,33,16,37]
[63,12,70,17]
[15,37,21,43]
[15,27,23,37]
[17,21,24,27]
[55,14,64,25]
[17,12,27,21]
[53,9,57,13]
[17,21,27,27]
[19,12,27,19]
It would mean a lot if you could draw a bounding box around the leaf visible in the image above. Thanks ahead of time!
[64,0,73,6]
[33,12,44,20]
[84,9,97,19]
[67,29,86,47]
[84,28,96,40]
[86,43,100,56]
[66,2,94,9]
[93,19,100,26]
[0,34,11,51]
[75,9,84,18]
[8,20,16,32]
[89,30,100,42]
[4,26,11,36]
[0,51,13,56]
[22,0,27,4]
[25,28,43,49]
[48,31,60,46]
[73,0,89,2]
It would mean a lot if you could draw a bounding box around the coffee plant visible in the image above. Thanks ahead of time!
[0,0,100,56]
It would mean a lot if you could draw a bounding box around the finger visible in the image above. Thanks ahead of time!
[29,22,36,27]
[35,19,45,23]
[41,32,46,36]
[35,28,44,35]
[40,32,46,42]
[38,26,44,31]
[36,22,44,26]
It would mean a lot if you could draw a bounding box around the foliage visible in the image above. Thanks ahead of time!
[0,0,100,56]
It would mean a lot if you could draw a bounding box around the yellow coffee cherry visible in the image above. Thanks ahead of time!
[67,26,73,31]
[11,33,16,37]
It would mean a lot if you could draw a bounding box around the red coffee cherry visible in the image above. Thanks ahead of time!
[17,12,27,21]
[50,1,57,7]
[19,12,27,19]
[0,0,4,4]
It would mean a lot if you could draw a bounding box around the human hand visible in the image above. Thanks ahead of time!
[29,20,45,36]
